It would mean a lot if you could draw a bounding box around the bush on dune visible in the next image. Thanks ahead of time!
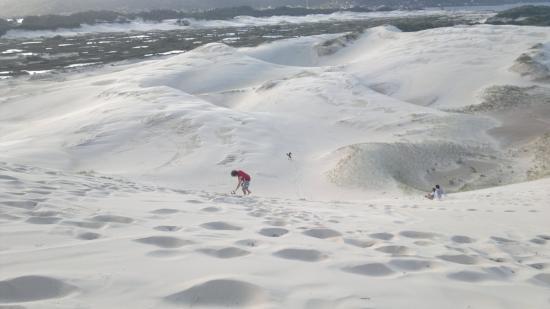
[19,11,128,30]
[0,18,11,36]
[486,5,550,26]
[5,6,375,33]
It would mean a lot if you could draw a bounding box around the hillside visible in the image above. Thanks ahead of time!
[1,0,549,18]
[1,25,549,198]
[1,19,549,309]
[486,5,550,26]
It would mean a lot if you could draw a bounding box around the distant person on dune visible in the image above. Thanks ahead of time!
[434,185,445,200]
[425,185,445,200]
[231,170,252,195]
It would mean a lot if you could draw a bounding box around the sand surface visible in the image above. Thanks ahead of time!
[1,22,549,308]
[0,162,549,308]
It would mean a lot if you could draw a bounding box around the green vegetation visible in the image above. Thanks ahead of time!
[0,13,477,77]
[486,5,550,26]
[0,19,11,36]
[188,6,371,20]
[3,6,374,33]
[20,11,129,30]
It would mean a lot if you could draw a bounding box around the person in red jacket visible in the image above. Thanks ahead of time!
[231,170,252,195]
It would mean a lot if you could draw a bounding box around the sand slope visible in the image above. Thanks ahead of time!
[0,161,549,308]
[1,25,549,198]
[1,23,550,308]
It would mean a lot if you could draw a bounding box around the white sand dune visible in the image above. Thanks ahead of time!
[1,25,549,197]
[0,161,548,308]
[0,22,549,308]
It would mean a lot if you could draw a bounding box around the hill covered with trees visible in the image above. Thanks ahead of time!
[0,6,374,35]
[1,0,550,18]
[486,5,550,26]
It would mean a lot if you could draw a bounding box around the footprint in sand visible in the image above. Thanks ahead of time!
[302,228,341,239]
[26,190,52,195]
[258,228,289,238]
[147,250,186,258]
[0,275,78,303]
[154,226,182,232]
[164,279,267,307]
[389,259,434,271]
[375,245,411,256]
[62,220,106,229]
[201,207,221,212]
[0,175,19,181]
[235,239,262,247]
[399,231,439,239]
[528,263,547,270]
[135,236,193,248]
[1,201,38,210]
[530,238,546,245]
[491,236,516,243]
[263,219,287,227]
[273,248,327,262]
[26,217,62,225]
[68,190,87,197]
[369,232,394,241]
[344,238,376,248]
[200,221,242,231]
[150,209,179,215]
[447,271,491,282]
[77,232,101,240]
[484,266,515,279]
[438,254,479,265]
[248,210,269,218]
[343,263,395,277]
[413,240,435,246]
[451,235,476,244]
[198,247,250,259]
[28,210,61,217]
[91,215,133,224]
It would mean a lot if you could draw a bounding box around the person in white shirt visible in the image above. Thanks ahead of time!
[425,185,445,200]
[434,184,444,200]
